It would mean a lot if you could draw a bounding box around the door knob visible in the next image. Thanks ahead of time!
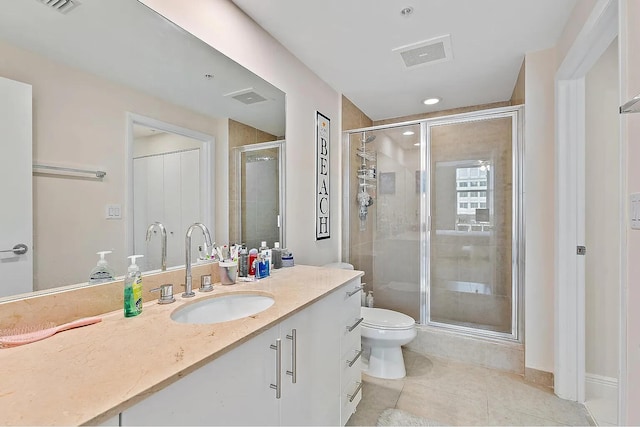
[0,244,28,255]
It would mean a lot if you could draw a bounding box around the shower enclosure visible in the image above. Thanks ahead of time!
[343,106,523,340]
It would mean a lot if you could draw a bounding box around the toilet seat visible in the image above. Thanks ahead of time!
[361,307,415,330]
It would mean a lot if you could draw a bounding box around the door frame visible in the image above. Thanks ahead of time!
[554,0,622,414]
[125,113,215,259]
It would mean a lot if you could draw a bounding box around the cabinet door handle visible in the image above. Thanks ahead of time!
[269,338,282,399]
[286,329,297,384]
[347,382,363,402]
[346,285,364,297]
[346,317,364,332]
[347,349,363,368]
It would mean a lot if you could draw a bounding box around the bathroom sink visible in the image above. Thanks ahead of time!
[171,293,275,324]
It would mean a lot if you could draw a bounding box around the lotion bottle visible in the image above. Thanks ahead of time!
[89,251,115,284]
[124,255,144,317]
[366,291,374,308]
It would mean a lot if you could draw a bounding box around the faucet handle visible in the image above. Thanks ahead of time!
[200,274,213,292]
[150,284,176,304]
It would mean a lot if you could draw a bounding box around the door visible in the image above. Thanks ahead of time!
[0,76,33,297]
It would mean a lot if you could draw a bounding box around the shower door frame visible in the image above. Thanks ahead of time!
[233,139,286,248]
[342,105,524,342]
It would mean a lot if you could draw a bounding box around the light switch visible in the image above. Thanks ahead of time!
[631,194,640,230]
[105,204,122,220]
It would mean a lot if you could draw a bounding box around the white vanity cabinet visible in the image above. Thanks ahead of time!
[120,278,362,426]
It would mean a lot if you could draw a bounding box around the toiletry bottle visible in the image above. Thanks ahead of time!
[361,286,366,306]
[366,291,374,308]
[124,255,144,317]
[248,248,259,276]
[259,241,272,269]
[89,251,115,284]
[256,253,269,279]
[238,244,248,277]
[272,242,282,269]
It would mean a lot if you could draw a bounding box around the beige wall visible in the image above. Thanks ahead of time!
[0,39,225,290]
[373,101,510,127]
[622,0,640,422]
[342,95,374,131]
[585,38,619,380]
[511,59,526,105]
[523,47,557,374]
[141,0,342,267]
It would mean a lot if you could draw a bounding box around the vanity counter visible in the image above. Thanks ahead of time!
[0,265,363,426]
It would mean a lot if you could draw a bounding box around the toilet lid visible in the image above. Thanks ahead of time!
[361,307,415,329]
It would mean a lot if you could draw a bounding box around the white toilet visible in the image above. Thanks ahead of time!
[360,307,417,379]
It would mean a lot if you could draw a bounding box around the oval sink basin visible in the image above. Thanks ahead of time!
[171,294,275,324]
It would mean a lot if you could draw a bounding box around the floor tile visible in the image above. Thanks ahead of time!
[346,380,403,426]
[395,382,489,426]
[486,372,591,426]
[348,351,590,427]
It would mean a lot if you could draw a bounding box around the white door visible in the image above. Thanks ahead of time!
[0,76,32,298]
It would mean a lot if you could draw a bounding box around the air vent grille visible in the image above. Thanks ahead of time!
[36,0,80,14]
[393,35,453,69]
[232,91,267,105]
[225,88,268,105]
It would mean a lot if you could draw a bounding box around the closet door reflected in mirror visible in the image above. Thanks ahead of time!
[231,141,285,251]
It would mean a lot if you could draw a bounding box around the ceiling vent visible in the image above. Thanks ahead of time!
[224,88,267,105]
[392,34,453,69]
[36,0,81,14]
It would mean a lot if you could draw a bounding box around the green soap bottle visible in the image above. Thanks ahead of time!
[124,255,144,317]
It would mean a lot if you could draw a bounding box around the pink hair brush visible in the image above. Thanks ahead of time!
[0,316,102,348]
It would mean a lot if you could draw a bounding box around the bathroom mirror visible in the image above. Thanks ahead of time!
[0,0,285,299]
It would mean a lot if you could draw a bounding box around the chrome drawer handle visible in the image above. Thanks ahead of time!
[346,317,364,332]
[347,349,363,368]
[347,382,363,402]
[346,285,364,297]
[269,338,281,399]
[286,329,297,384]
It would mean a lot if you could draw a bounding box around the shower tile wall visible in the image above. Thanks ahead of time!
[342,96,375,293]
[430,117,513,333]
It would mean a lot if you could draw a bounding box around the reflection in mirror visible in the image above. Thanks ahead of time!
[0,0,285,300]
[232,141,285,251]
[130,115,213,273]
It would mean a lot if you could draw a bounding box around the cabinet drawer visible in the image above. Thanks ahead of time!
[341,378,362,425]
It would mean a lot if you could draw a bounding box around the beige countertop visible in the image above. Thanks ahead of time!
[0,265,363,426]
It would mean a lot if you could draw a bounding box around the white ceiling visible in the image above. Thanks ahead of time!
[0,0,285,136]
[232,0,577,121]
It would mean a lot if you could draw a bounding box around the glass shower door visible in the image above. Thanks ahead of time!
[427,112,519,337]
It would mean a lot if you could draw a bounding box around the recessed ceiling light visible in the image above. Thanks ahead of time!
[401,7,413,16]
[422,97,441,105]
[413,142,421,146]
[403,130,415,136]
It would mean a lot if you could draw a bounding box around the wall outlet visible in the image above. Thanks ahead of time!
[631,194,640,230]
[105,204,122,220]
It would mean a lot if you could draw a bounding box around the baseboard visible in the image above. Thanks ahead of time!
[585,373,618,400]
[524,367,554,388]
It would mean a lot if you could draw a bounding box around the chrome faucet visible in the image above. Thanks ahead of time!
[145,222,167,271]
[184,223,213,298]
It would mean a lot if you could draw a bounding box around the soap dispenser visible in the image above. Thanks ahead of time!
[124,255,144,318]
[89,251,115,284]
[366,291,374,308]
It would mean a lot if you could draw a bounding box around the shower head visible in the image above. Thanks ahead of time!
[361,132,376,143]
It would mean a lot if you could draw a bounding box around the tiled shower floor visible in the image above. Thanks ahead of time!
[347,349,593,426]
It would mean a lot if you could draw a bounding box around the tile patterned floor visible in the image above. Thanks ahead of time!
[347,349,593,426]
